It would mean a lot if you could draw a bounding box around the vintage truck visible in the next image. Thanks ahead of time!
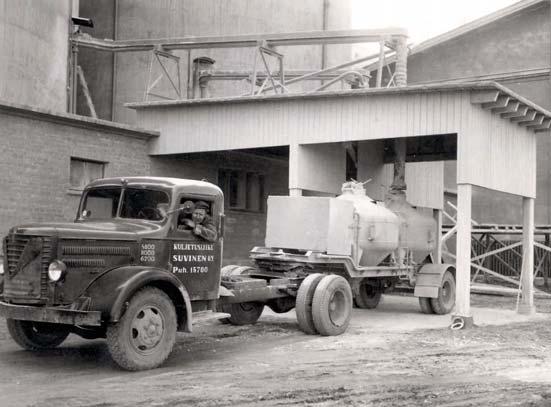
[0,177,455,370]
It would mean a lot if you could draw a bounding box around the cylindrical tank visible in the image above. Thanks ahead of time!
[337,181,400,266]
[384,189,437,263]
[0,0,71,111]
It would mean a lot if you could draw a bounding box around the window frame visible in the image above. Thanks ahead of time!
[69,157,106,192]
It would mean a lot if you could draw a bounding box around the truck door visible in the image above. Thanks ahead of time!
[168,197,222,301]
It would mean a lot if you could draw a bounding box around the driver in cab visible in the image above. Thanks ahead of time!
[179,201,217,242]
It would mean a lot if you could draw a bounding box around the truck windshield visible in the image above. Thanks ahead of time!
[81,187,170,221]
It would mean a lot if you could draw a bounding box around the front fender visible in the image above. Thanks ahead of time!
[85,266,193,332]
[414,264,456,299]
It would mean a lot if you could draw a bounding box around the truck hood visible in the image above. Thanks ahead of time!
[10,219,166,240]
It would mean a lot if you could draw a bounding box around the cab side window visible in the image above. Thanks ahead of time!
[175,198,218,242]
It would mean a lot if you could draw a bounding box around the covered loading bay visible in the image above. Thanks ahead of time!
[128,81,551,323]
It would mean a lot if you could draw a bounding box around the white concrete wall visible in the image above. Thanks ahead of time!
[289,142,346,195]
[0,0,70,111]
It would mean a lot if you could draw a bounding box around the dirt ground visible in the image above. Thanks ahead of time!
[1,294,551,407]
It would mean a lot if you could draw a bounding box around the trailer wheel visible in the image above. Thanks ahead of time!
[7,319,69,351]
[219,302,264,325]
[295,273,324,335]
[106,287,177,371]
[312,275,353,336]
[430,270,456,315]
[354,280,382,309]
[418,297,434,314]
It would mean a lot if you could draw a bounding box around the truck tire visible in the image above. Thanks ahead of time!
[219,302,264,325]
[106,287,177,371]
[221,265,253,277]
[311,275,353,336]
[430,270,456,315]
[295,273,324,335]
[354,280,382,309]
[7,319,69,351]
[418,297,434,314]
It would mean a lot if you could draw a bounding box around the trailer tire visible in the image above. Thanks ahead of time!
[418,297,434,314]
[219,302,264,325]
[295,273,324,335]
[354,280,382,309]
[106,287,177,371]
[312,275,353,336]
[430,270,456,315]
[7,319,69,351]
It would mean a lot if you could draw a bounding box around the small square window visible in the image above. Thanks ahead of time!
[218,169,265,212]
[70,158,105,189]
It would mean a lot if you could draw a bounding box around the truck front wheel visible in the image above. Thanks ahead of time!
[7,319,69,350]
[106,287,177,371]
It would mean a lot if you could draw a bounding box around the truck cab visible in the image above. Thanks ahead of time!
[0,177,226,370]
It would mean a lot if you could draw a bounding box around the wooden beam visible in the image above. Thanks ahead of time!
[470,90,500,104]
[501,105,528,119]
[520,113,545,127]
[518,197,536,315]
[481,95,510,110]
[511,109,536,122]
[530,117,551,131]
[493,101,519,115]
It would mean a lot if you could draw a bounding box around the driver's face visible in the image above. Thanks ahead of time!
[192,209,206,223]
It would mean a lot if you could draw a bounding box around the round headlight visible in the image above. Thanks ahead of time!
[48,260,66,282]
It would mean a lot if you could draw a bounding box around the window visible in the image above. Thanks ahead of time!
[70,158,105,189]
[218,169,265,212]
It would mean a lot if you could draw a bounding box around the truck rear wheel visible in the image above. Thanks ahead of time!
[354,279,382,309]
[106,287,177,371]
[312,275,353,336]
[7,319,69,350]
[219,302,264,325]
[295,273,324,335]
[430,271,456,315]
[418,297,434,314]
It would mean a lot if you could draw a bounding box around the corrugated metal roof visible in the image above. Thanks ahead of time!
[126,81,551,128]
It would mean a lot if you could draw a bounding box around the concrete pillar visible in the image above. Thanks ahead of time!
[519,197,536,314]
[454,183,473,324]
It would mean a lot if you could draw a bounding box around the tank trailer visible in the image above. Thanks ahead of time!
[0,176,455,371]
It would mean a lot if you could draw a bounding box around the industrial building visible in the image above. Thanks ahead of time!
[1,0,550,322]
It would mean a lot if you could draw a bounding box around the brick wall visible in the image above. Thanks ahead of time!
[0,106,154,247]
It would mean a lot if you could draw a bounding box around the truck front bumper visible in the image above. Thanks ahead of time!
[0,300,102,326]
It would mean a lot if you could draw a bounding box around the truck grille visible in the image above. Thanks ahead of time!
[4,234,53,301]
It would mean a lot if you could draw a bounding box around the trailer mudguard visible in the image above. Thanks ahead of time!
[414,264,456,299]
[84,266,193,332]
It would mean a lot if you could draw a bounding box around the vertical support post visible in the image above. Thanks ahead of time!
[289,143,301,196]
[454,184,474,325]
[376,39,385,88]
[394,35,408,87]
[434,209,443,264]
[519,197,536,314]
[69,43,79,114]
[545,233,550,288]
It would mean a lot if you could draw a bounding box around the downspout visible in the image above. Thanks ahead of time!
[111,0,119,121]
[390,35,408,192]
[321,0,329,85]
